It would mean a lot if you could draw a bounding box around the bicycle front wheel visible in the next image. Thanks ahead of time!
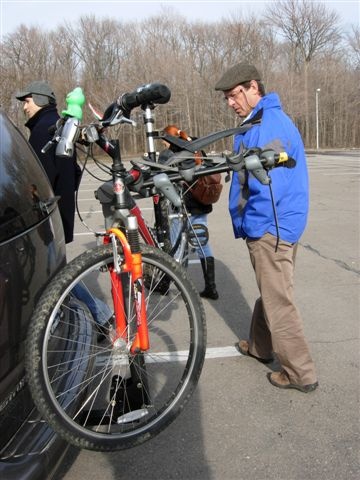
[25,244,206,451]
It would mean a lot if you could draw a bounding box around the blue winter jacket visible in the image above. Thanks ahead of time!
[229,92,309,243]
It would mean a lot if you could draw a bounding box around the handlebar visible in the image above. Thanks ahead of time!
[131,146,296,192]
[43,83,171,151]
[119,83,171,111]
[100,83,171,127]
[225,148,296,185]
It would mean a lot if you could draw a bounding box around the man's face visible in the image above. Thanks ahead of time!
[22,97,42,119]
[223,81,260,118]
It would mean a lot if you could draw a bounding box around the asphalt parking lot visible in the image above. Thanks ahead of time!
[55,150,359,480]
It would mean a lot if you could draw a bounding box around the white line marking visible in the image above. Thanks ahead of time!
[205,346,241,359]
[323,173,360,176]
[78,210,103,214]
[76,198,99,201]
[96,346,242,366]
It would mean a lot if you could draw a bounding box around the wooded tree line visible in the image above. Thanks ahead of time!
[1,0,359,153]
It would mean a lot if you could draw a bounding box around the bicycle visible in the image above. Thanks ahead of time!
[25,84,209,452]
[25,83,295,452]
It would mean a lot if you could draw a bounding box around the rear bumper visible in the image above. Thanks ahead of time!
[0,406,71,480]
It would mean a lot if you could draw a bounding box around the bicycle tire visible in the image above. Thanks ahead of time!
[25,243,206,451]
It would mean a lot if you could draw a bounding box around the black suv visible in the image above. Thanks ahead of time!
[0,110,70,479]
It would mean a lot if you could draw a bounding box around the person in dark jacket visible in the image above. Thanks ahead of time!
[16,81,111,326]
[16,80,80,243]
[158,125,218,300]
[215,63,318,393]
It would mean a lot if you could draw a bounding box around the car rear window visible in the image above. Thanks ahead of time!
[0,111,55,243]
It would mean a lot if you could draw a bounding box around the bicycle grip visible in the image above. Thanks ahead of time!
[275,152,296,168]
[119,83,171,111]
[260,150,296,169]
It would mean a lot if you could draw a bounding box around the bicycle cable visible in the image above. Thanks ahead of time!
[74,144,113,235]
[267,177,280,252]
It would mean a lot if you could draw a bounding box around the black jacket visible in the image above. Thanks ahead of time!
[25,105,80,243]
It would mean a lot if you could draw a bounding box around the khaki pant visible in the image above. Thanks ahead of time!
[246,233,317,385]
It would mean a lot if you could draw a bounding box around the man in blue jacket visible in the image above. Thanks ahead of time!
[215,63,318,392]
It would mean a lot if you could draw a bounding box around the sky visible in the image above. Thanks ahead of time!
[0,0,359,37]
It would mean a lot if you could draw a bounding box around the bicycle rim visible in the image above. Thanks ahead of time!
[26,244,206,451]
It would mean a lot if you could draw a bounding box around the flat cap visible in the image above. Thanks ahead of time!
[215,63,262,91]
[16,80,56,106]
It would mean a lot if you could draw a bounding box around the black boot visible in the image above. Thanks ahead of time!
[200,257,219,300]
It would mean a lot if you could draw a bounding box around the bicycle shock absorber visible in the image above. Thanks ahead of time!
[126,216,149,354]
[126,215,141,253]
[105,224,149,352]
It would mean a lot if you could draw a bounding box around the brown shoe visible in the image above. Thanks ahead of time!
[268,371,318,393]
[235,340,273,364]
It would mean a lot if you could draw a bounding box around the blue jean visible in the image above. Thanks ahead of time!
[72,283,112,326]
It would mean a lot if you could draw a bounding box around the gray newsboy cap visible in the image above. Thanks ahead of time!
[16,80,56,106]
[215,63,262,91]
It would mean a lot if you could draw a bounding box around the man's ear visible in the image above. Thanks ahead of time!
[250,80,259,92]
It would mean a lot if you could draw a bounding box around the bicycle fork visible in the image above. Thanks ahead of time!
[104,216,149,355]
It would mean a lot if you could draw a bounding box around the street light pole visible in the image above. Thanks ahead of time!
[316,88,321,150]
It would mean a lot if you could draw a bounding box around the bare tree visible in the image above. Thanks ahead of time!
[1,9,358,151]
[1,25,59,124]
[265,0,341,144]
[346,25,360,68]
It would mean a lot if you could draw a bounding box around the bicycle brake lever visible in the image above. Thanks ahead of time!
[41,139,58,154]
[119,116,137,127]
[225,152,245,171]
[245,154,270,185]
[41,118,64,153]
[104,113,136,127]
[153,173,182,207]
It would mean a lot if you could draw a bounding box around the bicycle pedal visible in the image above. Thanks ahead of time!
[188,223,209,247]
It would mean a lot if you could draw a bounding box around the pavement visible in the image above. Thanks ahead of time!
[54,150,359,480]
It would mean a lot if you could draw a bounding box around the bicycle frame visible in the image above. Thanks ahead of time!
[94,119,191,264]
[95,103,215,262]
[94,134,151,353]
[95,130,157,248]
